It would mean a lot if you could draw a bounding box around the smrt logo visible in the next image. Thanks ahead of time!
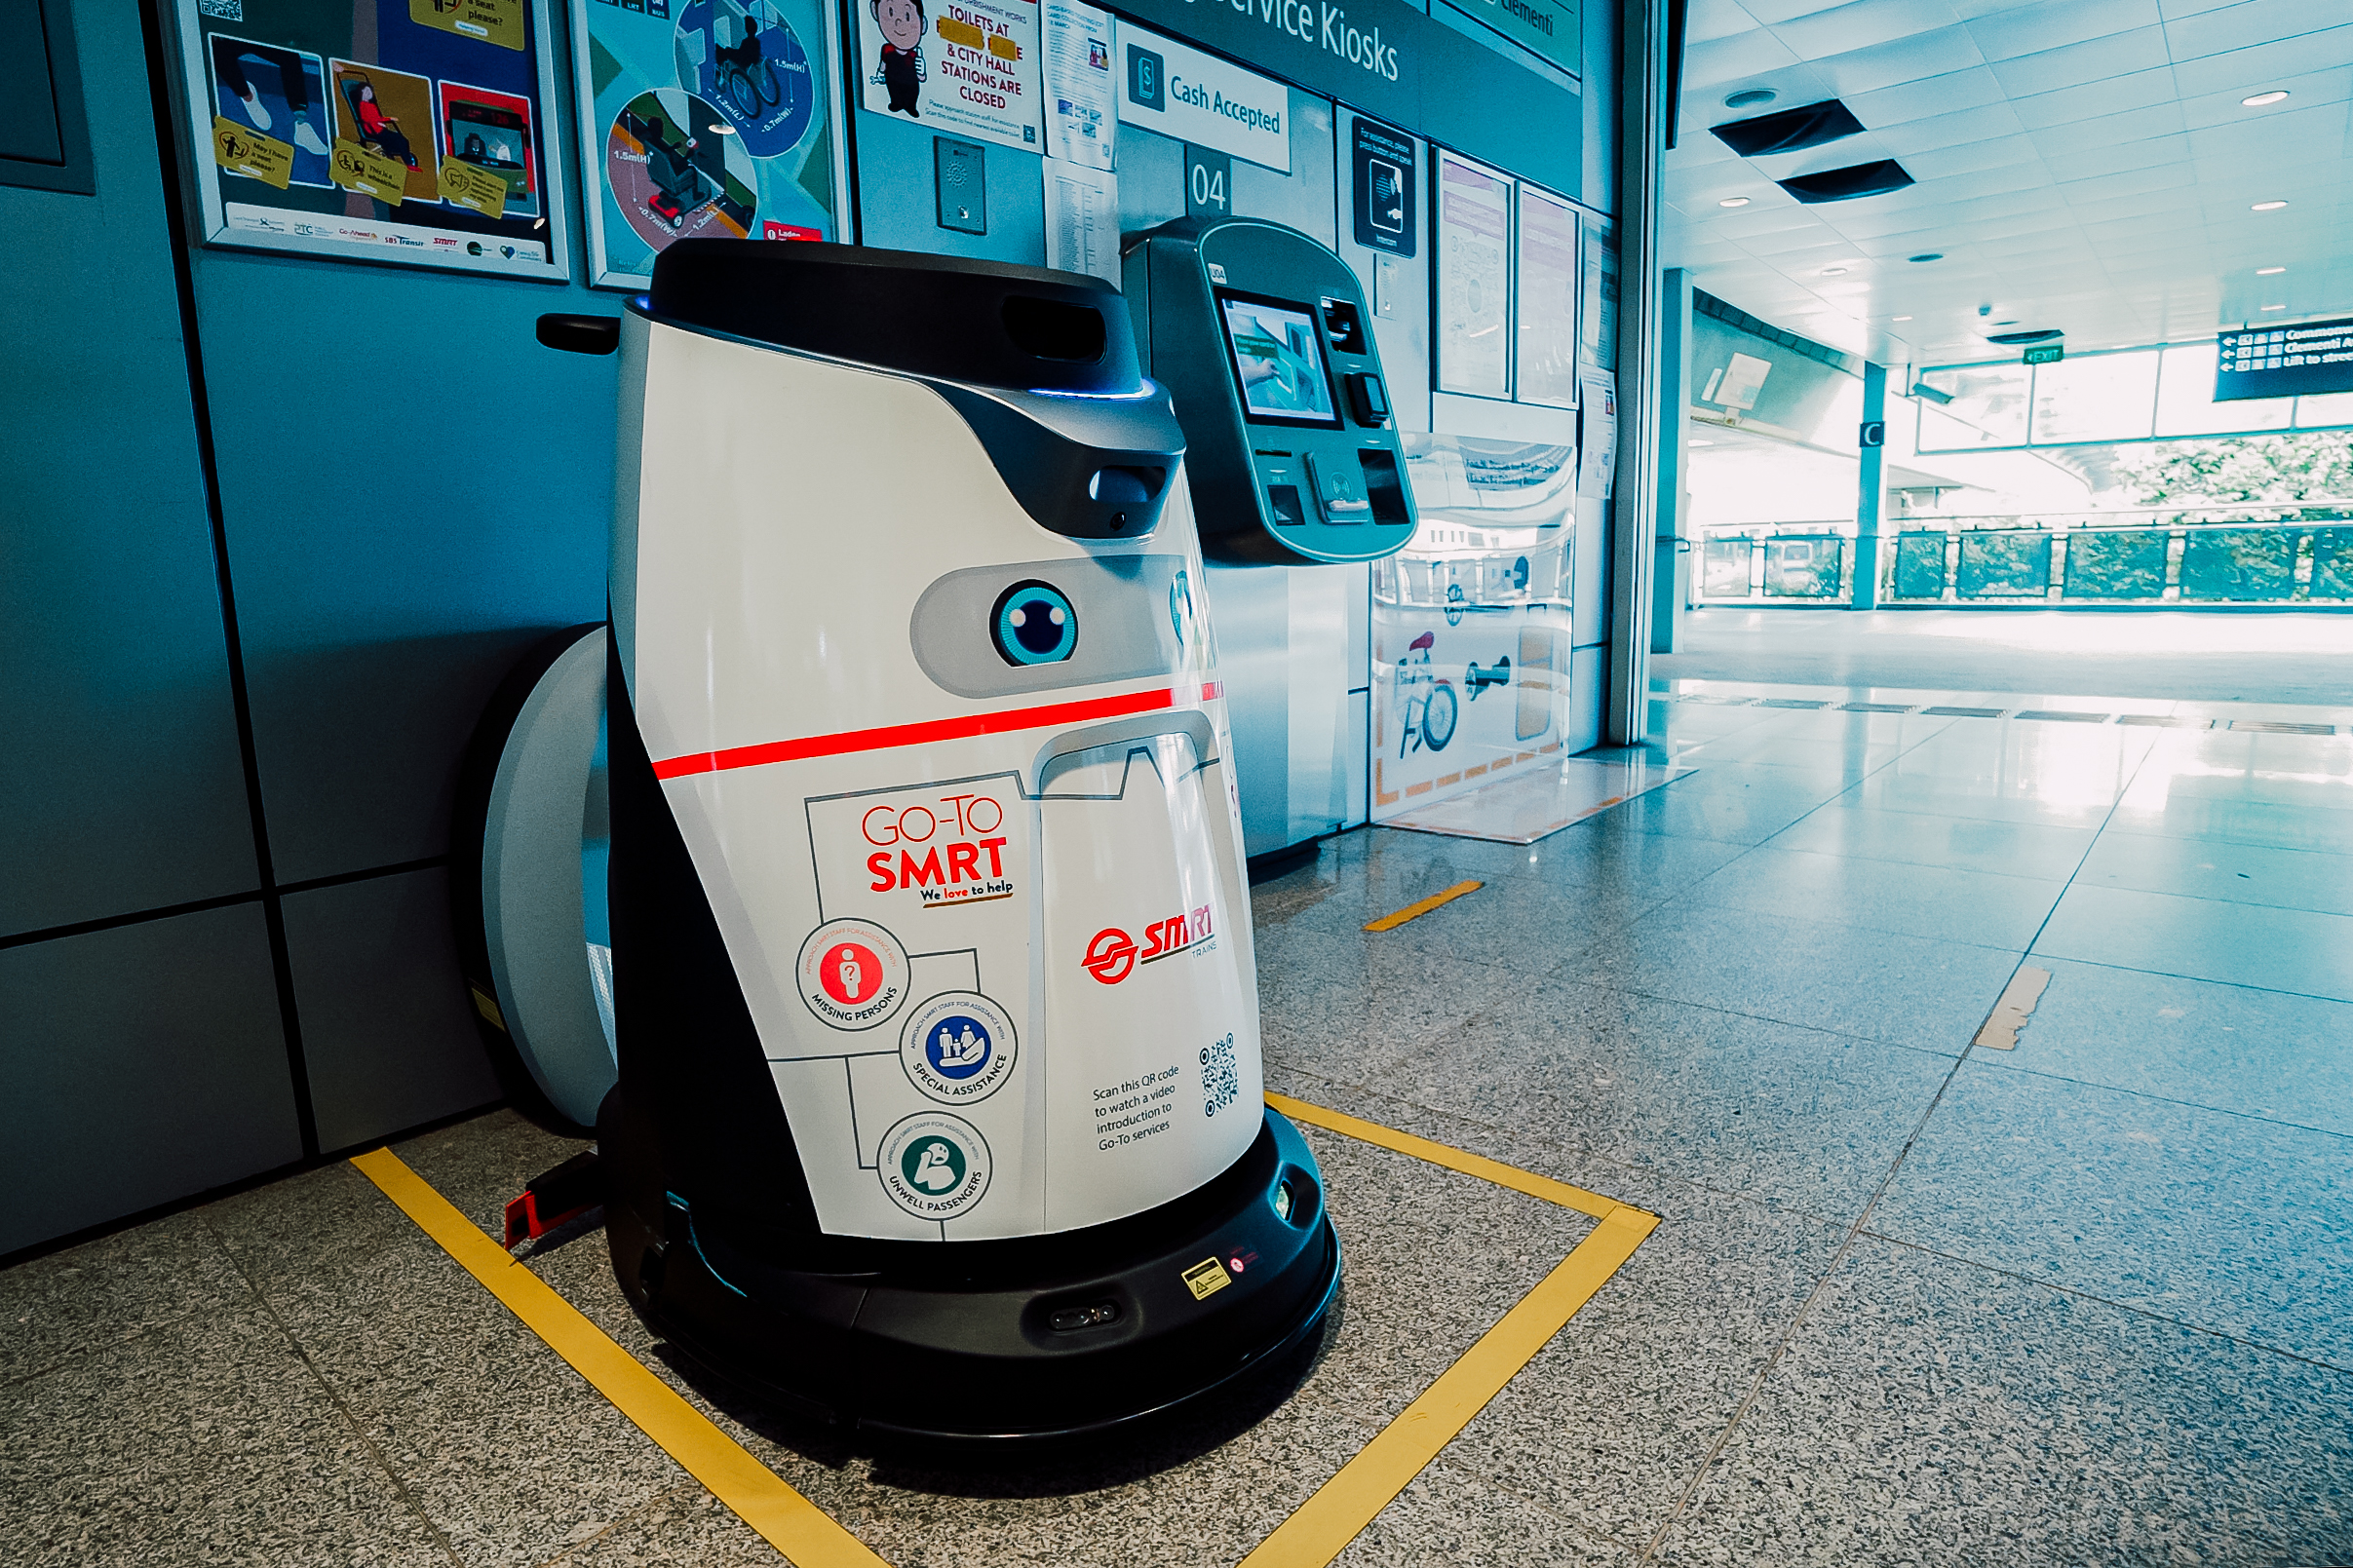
[1082,904,1215,984]
[864,793,1013,905]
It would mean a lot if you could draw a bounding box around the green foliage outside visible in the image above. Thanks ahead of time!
[2113,432,2353,507]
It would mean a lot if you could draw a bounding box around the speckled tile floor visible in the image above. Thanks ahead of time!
[4,681,2350,1567]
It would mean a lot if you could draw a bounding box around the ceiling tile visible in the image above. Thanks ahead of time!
[2024,100,2187,151]
[1967,0,2162,60]
[1987,26,2172,97]
[2042,132,2193,181]
[1846,64,2012,123]
[1683,28,1807,86]
[1902,134,2046,178]
[1871,100,2030,153]
[2164,0,2351,61]
[1771,0,1967,58]
[1812,24,1990,94]
[1687,0,1769,44]
[2179,65,2353,128]
[2007,67,2178,128]
[2168,24,2353,96]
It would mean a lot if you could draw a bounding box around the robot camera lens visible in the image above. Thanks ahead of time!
[991,581,1079,667]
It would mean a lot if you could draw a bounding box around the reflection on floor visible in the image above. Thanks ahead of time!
[1381,752,1692,845]
[6,677,2352,1566]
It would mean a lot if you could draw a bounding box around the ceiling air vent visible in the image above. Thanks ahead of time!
[1986,328,2062,345]
[1712,99,1865,156]
[1777,160,1914,204]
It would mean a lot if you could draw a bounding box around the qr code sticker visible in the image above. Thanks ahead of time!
[198,0,244,19]
[1201,1033,1238,1118]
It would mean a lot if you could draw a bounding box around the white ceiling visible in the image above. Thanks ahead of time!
[1663,0,2353,373]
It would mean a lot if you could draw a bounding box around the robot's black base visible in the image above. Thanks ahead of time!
[599,1094,1340,1441]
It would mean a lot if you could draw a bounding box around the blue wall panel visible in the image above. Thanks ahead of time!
[191,252,619,885]
[851,110,1045,264]
[0,1,255,938]
[0,905,298,1255]
[283,865,499,1152]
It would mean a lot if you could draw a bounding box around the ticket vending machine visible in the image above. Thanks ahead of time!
[1123,216,1417,565]
[1123,217,1417,861]
[588,241,1337,1439]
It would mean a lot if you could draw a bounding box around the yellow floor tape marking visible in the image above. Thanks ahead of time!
[1238,1207,1658,1568]
[350,1148,888,1568]
[1362,879,1483,932]
[1973,964,2051,1051]
[355,1098,1653,1568]
[1251,1097,1659,1567]
[1268,1092,1621,1220]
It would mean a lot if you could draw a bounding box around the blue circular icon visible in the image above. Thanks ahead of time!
[993,581,1078,666]
[1169,570,1193,646]
[925,1014,994,1080]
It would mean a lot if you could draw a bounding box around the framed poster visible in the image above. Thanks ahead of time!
[1435,148,1512,400]
[1514,183,1578,408]
[574,0,850,290]
[170,0,572,279]
[859,0,1042,153]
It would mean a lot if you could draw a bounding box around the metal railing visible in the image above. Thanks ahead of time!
[1692,503,2353,607]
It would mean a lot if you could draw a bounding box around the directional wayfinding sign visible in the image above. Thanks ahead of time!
[2216,316,2353,402]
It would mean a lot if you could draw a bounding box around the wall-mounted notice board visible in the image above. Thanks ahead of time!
[574,0,850,289]
[170,0,573,279]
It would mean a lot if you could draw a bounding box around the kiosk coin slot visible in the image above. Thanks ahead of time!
[589,240,1338,1440]
[1125,217,1416,566]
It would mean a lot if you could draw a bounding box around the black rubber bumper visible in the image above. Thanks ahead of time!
[602,1098,1340,1440]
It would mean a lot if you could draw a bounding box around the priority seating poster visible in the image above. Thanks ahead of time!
[573,0,846,290]
[171,0,573,279]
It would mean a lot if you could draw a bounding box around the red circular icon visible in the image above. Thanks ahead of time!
[1083,927,1138,985]
[819,941,884,1005]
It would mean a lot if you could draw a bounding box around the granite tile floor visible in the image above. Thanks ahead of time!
[4,678,2350,1567]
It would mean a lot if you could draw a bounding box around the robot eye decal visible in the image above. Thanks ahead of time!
[1169,570,1193,647]
[991,581,1079,666]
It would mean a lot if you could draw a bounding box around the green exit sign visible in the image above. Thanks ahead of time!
[2024,343,2064,365]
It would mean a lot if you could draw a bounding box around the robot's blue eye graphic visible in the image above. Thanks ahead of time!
[991,581,1078,666]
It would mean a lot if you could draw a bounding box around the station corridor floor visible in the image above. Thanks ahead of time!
[7,679,2351,1567]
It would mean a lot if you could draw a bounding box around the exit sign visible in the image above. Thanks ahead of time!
[2024,343,2064,365]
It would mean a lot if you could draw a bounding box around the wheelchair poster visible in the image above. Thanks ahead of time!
[574,0,849,289]
[169,0,573,280]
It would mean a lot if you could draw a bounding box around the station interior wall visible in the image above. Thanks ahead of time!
[0,0,1618,1256]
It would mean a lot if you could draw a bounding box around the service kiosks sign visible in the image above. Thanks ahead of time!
[169,0,573,278]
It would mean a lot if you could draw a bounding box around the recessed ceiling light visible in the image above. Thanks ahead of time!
[1718,196,1751,208]
[1908,252,1943,263]
[2261,303,2287,311]
[1689,439,1716,445]
[1821,266,1849,275]
[2257,266,2287,275]
[1724,90,1776,108]
[2252,200,2289,210]
[1892,315,1912,321]
[2242,90,2289,107]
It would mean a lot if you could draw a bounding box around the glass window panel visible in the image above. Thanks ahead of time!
[2030,351,2159,443]
[2295,390,2353,429]
[2154,344,2294,436]
[1915,364,2029,449]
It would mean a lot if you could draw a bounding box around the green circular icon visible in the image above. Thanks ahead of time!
[901,1136,966,1196]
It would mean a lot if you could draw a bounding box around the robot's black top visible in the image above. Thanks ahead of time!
[648,239,1147,398]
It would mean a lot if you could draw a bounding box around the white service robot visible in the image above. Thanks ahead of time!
[579,241,1335,1438]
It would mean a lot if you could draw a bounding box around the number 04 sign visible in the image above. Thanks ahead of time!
[167,0,573,279]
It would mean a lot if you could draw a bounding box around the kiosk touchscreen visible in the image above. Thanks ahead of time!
[573,240,1338,1440]
[1125,217,1415,566]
